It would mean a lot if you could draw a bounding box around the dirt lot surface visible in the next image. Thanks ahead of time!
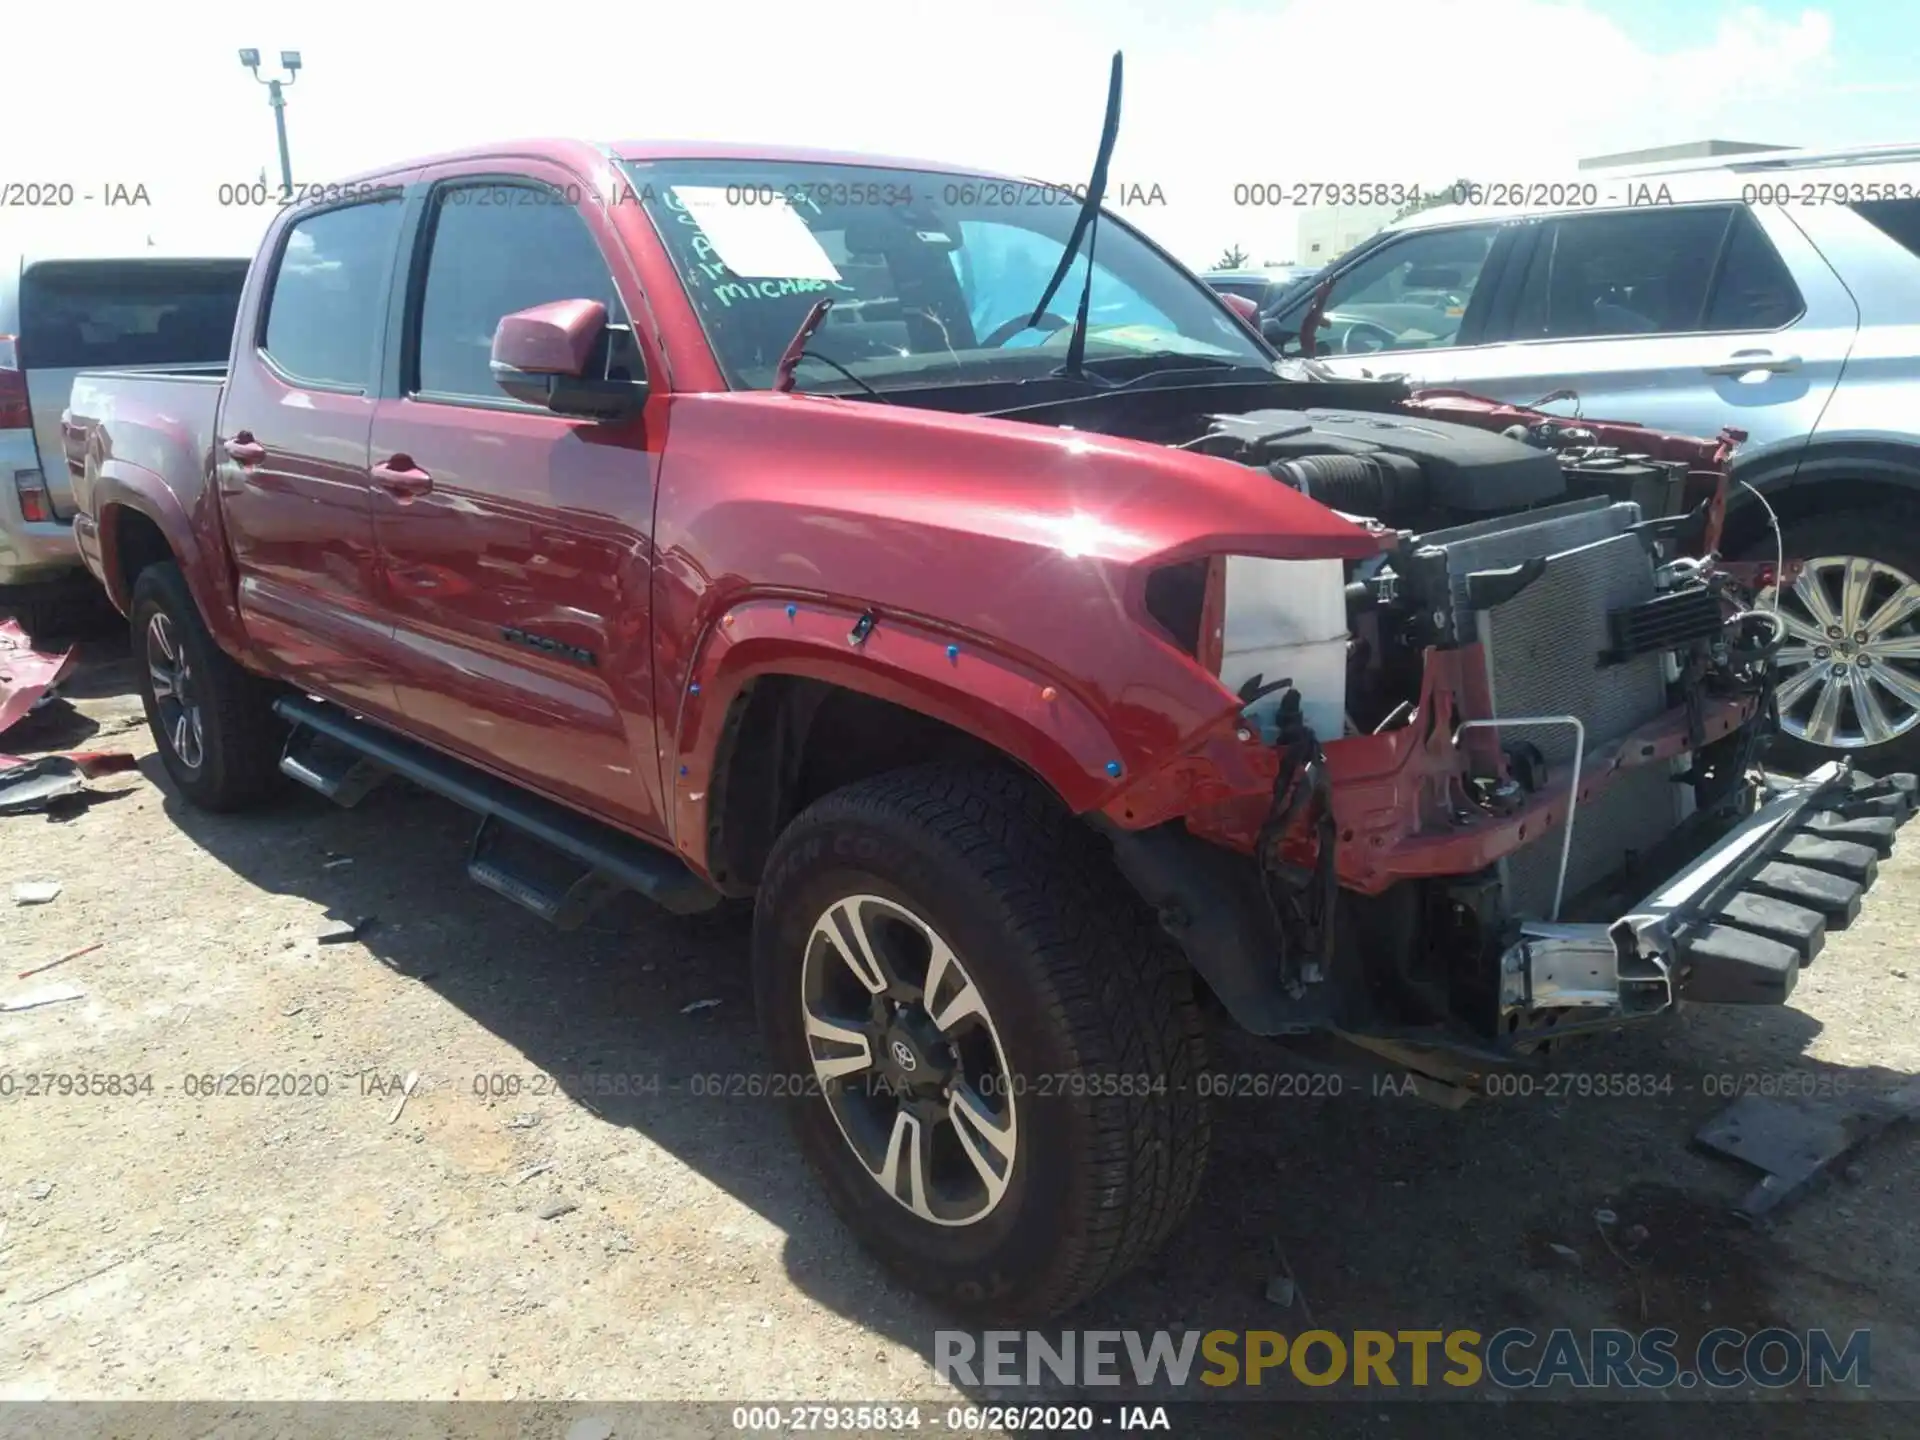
[3,640,1918,1437]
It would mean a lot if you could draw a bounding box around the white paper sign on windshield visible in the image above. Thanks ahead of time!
[670,186,843,282]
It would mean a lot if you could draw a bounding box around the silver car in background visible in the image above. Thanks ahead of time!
[1,249,248,635]
[1261,143,1920,772]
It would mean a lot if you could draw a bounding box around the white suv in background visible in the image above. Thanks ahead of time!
[1,248,248,636]
[1261,143,1920,773]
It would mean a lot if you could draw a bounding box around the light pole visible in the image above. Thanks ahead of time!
[238,49,301,200]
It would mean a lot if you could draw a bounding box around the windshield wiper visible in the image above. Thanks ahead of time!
[790,351,891,402]
[773,299,835,393]
[769,297,892,402]
[1022,52,1124,387]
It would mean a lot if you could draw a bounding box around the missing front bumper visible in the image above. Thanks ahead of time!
[1499,762,1917,1029]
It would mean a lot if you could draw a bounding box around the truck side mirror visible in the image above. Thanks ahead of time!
[490,299,649,421]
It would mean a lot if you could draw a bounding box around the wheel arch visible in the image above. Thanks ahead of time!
[92,461,249,659]
[1725,434,1920,555]
[675,599,1134,892]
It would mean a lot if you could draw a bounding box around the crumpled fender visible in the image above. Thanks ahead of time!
[650,390,1392,867]
[670,596,1133,861]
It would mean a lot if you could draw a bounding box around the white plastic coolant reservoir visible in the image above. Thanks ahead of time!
[1218,556,1349,742]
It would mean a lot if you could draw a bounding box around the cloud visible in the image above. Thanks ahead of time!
[0,0,1841,265]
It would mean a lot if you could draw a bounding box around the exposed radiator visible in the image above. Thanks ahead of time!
[1423,500,1688,919]
[1476,532,1669,765]
[1504,761,1682,919]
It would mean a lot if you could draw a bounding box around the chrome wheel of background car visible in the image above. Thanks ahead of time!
[1765,554,1920,750]
[146,611,205,770]
[800,894,1018,1227]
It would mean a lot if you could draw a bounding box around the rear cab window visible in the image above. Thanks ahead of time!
[261,196,405,391]
[19,260,248,370]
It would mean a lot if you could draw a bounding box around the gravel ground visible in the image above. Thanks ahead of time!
[2,640,1917,1437]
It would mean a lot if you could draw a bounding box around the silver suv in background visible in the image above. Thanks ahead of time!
[1261,144,1920,773]
[1,250,249,636]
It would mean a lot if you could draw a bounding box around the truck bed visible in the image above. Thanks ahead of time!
[62,369,226,524]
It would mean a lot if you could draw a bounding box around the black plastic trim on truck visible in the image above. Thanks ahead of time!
[273,693,720,915]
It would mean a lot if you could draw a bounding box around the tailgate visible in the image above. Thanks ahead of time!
[19,258,246,518]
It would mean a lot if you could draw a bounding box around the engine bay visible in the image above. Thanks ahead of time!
[1088,384,1790,1042]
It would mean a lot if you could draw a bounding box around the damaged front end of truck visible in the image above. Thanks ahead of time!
[1091,396,1918,1085]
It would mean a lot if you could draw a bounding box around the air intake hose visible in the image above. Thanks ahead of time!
[1269,452,1428,519]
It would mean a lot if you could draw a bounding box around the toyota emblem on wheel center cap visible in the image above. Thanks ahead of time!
[890,1039,918,1072]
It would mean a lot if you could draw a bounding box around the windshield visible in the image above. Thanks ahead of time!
[622,160,1270,393]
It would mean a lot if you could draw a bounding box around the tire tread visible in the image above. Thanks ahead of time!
[766,763,1209,1318]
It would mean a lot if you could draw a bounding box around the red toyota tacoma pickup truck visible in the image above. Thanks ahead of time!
[63,139,1915,1320]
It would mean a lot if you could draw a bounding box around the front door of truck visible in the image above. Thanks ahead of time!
[217,188,410,719]
[367,169,666,837]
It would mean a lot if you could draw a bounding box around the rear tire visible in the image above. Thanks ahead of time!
[752,764,1209,1320]
[1741,510,1920,776]
[130,562,287,811]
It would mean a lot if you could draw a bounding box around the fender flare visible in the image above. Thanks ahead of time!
[91,461,250,660]
[667,595,1132,868]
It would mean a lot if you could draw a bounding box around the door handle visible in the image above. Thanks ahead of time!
[224,434,267,465]
[370,458,432,498]
[1704,349,1802,377]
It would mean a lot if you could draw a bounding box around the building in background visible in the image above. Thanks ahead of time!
[1295,203,1400,264]
[1578,139,1795,169]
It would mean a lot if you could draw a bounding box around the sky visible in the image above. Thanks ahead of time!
[4,0,1918,269]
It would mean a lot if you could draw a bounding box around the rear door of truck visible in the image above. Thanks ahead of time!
[17,257,248,517]
[216,185,414,721]
[365,163,670,838]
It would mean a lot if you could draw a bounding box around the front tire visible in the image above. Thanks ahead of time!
[131,561,287,811]
[1743,511,1920,776]
[752,764,1209,1320]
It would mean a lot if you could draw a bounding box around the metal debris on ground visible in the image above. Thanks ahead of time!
[13,880,62,905]
[1694,1077,1920,1221]
[0,620,77,737]
[0,983,84,1013]
[387,1071,420,1124]
[18,941,103,979]
[318,916,375,945]
[680,998,721,1014]
[515,1162,555,1185]
[0,751,139,816]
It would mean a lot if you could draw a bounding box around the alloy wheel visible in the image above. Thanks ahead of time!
[146,610,206,770]
[800,894,1018,1227]
[1766,554,1920,749]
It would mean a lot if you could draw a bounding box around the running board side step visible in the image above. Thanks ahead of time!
[274,695,720,925]
[280,723,392,807]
